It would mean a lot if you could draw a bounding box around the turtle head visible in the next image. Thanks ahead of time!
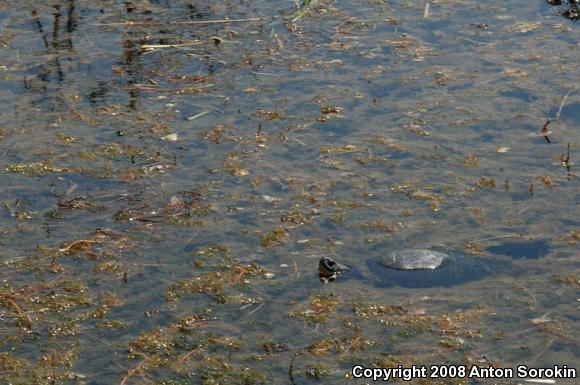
[318,257,351,283]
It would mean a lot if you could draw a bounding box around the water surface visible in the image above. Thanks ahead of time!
[0,1,579,384]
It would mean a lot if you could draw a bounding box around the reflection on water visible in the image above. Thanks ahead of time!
[0,0,579,384]
[487,239,551,259]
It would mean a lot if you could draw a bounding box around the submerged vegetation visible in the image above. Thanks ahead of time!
[0,0,579,384]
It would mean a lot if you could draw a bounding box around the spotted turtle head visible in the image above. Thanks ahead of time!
[318,257,351,283]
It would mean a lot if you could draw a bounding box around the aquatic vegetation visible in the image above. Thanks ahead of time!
[307,338,340,356]
[385,35,432,61]
[196,356,266,385]
[367,136,406,151]
[78,143,144,160]
[561,230,580,245]
[352,303,407,318]
[201,125,234,144]
[254,109,283,120]
[195,244,230,259]
[166,263,266,304]
[262,342,289,355]
[360,220,398,232]
[554,274,580,287]
[464,242,484,255]
[475,177,496,189]
[260,226,288,248]
[320,144,365,155]
[463,155,480,168]
[288,293,340,324]
[280,210,309,226]
[304,363,332,380]
[548,0,580,21]
[5,160,73,175]
[222,159,250,177]
[320,106,343,114]
[327,199,368,208]
[93,260,125,274]
[130,328,175,355]
[166,272,226,300]
[1,0,578,383]
[536,175,555,187]
[120,324,267,385]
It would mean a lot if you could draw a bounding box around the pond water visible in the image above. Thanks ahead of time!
[0,1,578,384]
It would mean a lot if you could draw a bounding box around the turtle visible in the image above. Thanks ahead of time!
[319,249,491,288]
[318,256,352,283]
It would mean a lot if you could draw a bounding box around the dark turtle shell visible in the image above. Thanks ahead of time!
[371,250,489,288]
[379,250,449,270]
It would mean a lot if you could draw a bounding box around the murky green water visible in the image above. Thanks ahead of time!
[1,1,578,384]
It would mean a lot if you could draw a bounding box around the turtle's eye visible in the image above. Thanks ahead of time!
[327,260,335,267]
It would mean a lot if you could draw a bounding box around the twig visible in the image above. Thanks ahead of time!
[182,102,224,113]
[95,17,265,27]
[521,286,537,305]
[291,0,321,22]
[530,338,554,364]
[555,88,575,119]
[186,110,211,121]
[292,260,301,279]
[247,302,265,316]
[422,2,430,19]
[1,295,33,328]
[119,352,153,385]
[475,233,520,242]
[251,71,280,76]
[540,119,551,143]
[289,136,307,146]
[141,41,202,49]
[178,346,203,364]
[288,353,301,385]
